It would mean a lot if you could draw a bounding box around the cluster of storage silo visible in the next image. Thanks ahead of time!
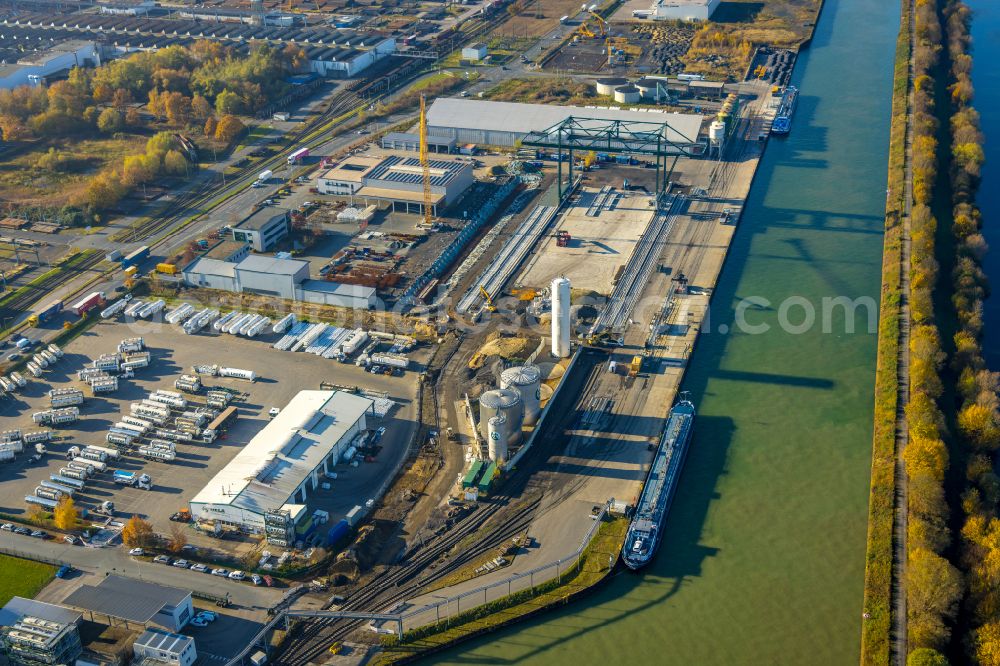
[477,363,543,464]
[593,76,676,103]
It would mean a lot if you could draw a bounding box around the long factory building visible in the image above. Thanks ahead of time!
[424,98,705,149]
[182,254,378,309]
[317,154,475,216]
[189,390,373,532]
[0,19,396,79]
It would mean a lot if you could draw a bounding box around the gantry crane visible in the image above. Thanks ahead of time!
[419,94,433,227]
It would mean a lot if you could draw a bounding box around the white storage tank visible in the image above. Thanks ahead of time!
[709,120,726,144]
[487,415,509,462]
[479,388,523,446]
[500,364,542,425]
[594,77,628,96]
[614,85,642,104]
[635,77,660,98]
[551,277,571,358]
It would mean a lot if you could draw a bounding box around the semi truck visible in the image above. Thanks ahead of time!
[70,292,105,317]
[113,470,152,489]
[121,246,150,268]
[287,147,309,164]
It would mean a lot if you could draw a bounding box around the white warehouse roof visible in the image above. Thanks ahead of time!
[190,390,372,514]
[425,98,704,145]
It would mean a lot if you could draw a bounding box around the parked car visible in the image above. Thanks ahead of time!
[14,526,30,535]
[262,575,274,587]
[196,611,217,622]
[211,568,229,577]
[191,563,210,573]
[228,570,245,581]
[1,523,13,532]
[129,547,145,556]
[172,559,190,569]
[63,535,79,545]
[30,530,48,539]
[154,555,172,564]
[251,574,263,586]
[268,407,280,418]
[189,617,209,628]
[55,565,73,579]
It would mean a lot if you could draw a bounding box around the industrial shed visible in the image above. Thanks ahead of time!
[63,576,193,632]
[297,279,377,309]
[307,38,395,77]
[235,255,309,299]
[425,98,704,149]
[189,390,373,532]
[181,257,237,292]
[182,255,377,308]
[0,40,100,89]
[380,131,455,154]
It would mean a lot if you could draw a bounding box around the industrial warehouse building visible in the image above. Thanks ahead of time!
[232,208,290,252]
[63,576,193,632]
[305,39,396,78]
[189,390,374,532]
[182,255,377,309]
[380,131,455,154]
[316,154,474,216]
[425,98,704,149]
[0,40,100,89]
[646,0,719,20]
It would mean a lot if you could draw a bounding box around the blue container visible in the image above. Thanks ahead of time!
[326,519,350,547]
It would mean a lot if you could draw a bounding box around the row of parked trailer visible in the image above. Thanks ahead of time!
[24,343,64,380]
[0,428,50,463]
[24,443,150,510]
[0,371,27,396]
[164,303,223,335]
[212,311,273,338]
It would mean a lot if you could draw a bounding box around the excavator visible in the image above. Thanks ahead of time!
[589,11,609,37]
[479,285,497,312]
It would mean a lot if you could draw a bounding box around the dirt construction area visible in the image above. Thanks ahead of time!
[0,317,423,550]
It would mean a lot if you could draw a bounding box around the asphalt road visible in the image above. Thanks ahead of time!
[0,528,284,609]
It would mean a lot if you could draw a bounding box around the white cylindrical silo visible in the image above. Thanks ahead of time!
[709,120,726,144]
[594,77,628,96]
[501,364,541,425]
[614,85,642,104]
[487,415,509,462]
[551,277,571,358]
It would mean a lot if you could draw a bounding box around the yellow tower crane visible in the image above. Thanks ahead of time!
[419,95,433,228]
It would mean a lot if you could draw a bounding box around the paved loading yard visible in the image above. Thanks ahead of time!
[518,186,658,294]
[0,318,421,545]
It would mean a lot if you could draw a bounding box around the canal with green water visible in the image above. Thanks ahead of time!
[967,0,1000,365]
[432,0,900,663]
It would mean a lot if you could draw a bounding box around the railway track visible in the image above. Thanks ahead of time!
[274,347,611,663]
[0,59,428,338]
[275,490,541,665]
[0,251,104,325]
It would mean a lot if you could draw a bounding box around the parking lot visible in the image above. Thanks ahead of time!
[0,316,422,551]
